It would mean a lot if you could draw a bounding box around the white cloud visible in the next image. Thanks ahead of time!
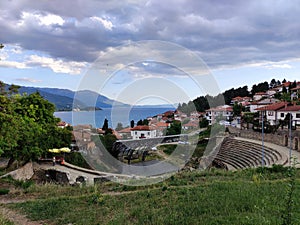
[15,77,41,83]
[264,63,292,69]
[26,55,87,74]
[90,16,113,30]
[18,11,65,27]
[0,60,28,69]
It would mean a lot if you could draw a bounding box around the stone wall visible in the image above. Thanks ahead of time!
[229,127,300,151]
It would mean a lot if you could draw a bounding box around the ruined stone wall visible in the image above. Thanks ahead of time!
[229,127,300,151]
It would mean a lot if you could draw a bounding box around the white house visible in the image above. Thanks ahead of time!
[131,125,156,140]
[205,105,233,125]
[277,105,300,127]
[250,98,280,112]
[253,92,268,101]
[255,102,287,125]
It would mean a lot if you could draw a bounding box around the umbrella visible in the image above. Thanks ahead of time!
[48,148,60,153]
[59,147,71,153]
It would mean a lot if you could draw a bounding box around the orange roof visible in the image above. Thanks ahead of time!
[154,122,170,127]
[278,105,300,112]
[254,92,267,95]
[256,102,286,111]
[206,105,233,112]
[118,127,132,133]
[131,125,154,131]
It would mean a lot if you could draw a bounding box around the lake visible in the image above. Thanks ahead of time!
[54,107,174,128]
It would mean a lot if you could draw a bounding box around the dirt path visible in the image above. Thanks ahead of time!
[0,205,46,225]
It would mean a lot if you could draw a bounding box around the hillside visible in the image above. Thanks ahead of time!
[14,85,128,111]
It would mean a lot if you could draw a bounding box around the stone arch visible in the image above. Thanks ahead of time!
[294,137,299,151]
[283,135,288,146]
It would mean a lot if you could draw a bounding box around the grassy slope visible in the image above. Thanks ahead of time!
[6,168,300,225]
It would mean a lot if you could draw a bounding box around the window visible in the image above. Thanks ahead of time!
[281,113,284,118]
[268,111,274,116]
[296,113,300,119]
[148,132,150,135]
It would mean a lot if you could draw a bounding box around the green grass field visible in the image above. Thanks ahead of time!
[2,166,300,225]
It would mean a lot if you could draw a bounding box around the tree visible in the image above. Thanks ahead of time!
[0,88,72,164]
[233,102,243,117]
[137,119,143,126]
[199,118,209,128]
[282,78,287,83]
[115,122,124,131]
[166,121,181,135]
[130,120,134,128]
[270,79,276,88]
[102,118,109,131]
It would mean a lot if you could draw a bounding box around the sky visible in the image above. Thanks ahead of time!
[0,0,300,105]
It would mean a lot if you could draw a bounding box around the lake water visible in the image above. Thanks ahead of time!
[54,107,174,128]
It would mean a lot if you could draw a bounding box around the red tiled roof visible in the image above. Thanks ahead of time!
[206,106,233,112]
[254,92,267,95]
[131,125,153,131]
[118,127,132,133]
[256,102,286,111]
[278,105,300,112]
[154,122,169,127]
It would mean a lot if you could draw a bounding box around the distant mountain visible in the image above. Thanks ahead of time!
[16,85,129,111]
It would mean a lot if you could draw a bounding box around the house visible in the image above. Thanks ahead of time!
[131,125,156,139]
[277,104,300,127]
[205,105,233,125]
[118,127,132,139]
[182,121,199,130]
[231,96,252,105]
[250,98,280,112]
[151,122,170,136]
[255,102,287,125]
[57,121,69,128]
[253,92,268,101]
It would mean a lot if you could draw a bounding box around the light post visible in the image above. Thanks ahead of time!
[289,112,292,166]
[261,109,265,167]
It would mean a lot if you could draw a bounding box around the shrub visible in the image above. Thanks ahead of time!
[0,188,9,195]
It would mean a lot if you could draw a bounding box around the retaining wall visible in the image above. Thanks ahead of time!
[229,127,300,151]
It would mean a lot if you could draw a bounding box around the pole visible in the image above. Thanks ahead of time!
[261,110,265,167]
[289,112,292,166]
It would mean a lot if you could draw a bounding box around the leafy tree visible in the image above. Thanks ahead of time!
[233,102,243,116]
[199,118,209,128]
[0,88,72,164]
[282,78,287,83]
[270,79,276,88]
[166,121,182,135]
[137,119,143,126]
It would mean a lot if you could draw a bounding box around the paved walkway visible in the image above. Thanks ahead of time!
[234,137,300,168]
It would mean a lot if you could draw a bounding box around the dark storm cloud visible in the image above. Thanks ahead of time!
[1,0,300,68]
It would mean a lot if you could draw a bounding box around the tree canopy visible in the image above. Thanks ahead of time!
[0,83,72,163]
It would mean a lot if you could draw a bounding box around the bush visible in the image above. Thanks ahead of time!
[0,188,9,195]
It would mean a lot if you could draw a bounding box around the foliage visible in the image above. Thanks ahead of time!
[166,120,181,135]
[9,169,300,225]
[0,84,72,163]
[102,118,109,131]
[251,81,269,95]
[64,152,91,169]
[199,117,209,128]
[115,122,124,131]
[0,188,9,195]
[233,102,243,116]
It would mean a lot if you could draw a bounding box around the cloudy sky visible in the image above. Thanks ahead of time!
[1,0,300,104]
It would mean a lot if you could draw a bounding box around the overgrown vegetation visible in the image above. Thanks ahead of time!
[0,82,72,165]
[1,167,298,225]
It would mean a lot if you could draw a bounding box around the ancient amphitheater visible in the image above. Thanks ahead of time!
[212,136,300,170]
